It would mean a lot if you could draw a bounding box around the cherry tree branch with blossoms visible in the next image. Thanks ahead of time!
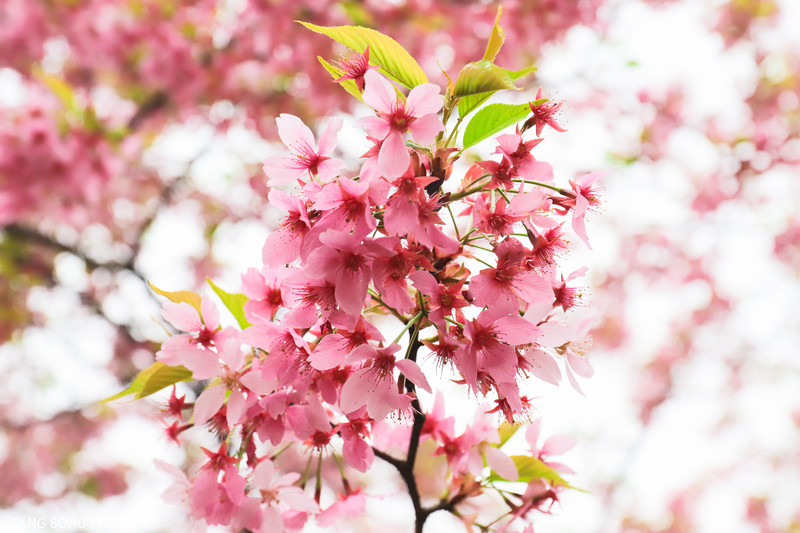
[106,14,603,533]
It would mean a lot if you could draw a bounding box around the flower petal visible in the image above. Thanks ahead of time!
[276,113,316,154]
[193,384,226,426]
[395,359,432,393]
[523,347,562,386]
[317,117,343,155]
[406,83,444,116]
[358,115,391,140]
[495,315,541,346]
[408,113,444,145]
[362,70,396,113]
[162,302,202,332]
[378,131,410,178]
[484,446,518,481]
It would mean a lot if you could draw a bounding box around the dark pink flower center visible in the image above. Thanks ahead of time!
[373,352,396,377]
[196,327,215,348]
[386,104,415,133]
[267,288,283,306]
[341,250,367,272]
[471,323,499,350]
[493,267,515,285]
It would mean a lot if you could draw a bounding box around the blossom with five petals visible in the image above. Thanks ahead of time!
[358,70,443,178]
[263,114,344,185]
[339,343,431,420]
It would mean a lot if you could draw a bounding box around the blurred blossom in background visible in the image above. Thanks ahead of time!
[1,0,799,531]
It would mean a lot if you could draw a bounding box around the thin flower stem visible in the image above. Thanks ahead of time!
[331,453,353,494]
[392,311,424,345]
[443,116,464,148]
[459,227,476,244]
[299,454,314,488]
[314,453,323,503]
[470,255,496,269]
[513,179,575,197]
[497,188,512,204]
[445,203,461,241]
[449,184,487,202]
[444,316,465,328]
[464,234,488,243]
[465,173,492,190]
[270,442,294,461]
[367,288,408,323]
[466,242,494,253]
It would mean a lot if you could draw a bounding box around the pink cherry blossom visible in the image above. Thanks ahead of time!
[262,114,344,185]
[494,132,554,184]
[304,230,374,315]
[192,337,273,427]
[244,459,318,533]
[525,420,577,474]
[339,343,431,420]
[524,88,567,137]
[365,236,423,313]
[241,266,293,322]
[409,269,469,326]
[472,190,549,236]
[358,69,443,178]
[333,46,379,91]
[469,239,554,310]
[565,170,606,249]
[261,190,313,267]
[312,177,378,239]
[308,313,384,371]
[156,297,234,373]
[317,489,367,527]
[338,414,375,472]
[458,306,542,391]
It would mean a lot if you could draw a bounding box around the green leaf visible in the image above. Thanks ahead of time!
[483,6,505,62]
[506,65,537,83]
[487,455,578,489]
[317,56,363,102]
[497,421,522,447]
[148,281,202,315]
[453,60,520,99]
[207,278,251,329]
[299,21,428,88]
[101,362,193,403]
[462,102,531,150]
[138,363,193,398]
[457,64,536,118]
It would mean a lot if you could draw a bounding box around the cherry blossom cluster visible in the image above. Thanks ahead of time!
[149,42,601,529]
[0,82,123,226]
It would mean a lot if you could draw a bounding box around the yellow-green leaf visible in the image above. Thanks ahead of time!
[207,278,251,329]
[506,65,537,83]
[149,281,202,315]
[317,56,363,102]
[483,6,505,62]
[487,455,579,489]
[137,363,193,398]
[457,64,536,118]
[299,21,428,88]
[454,60,519,99]
[101,362,193,403]
[33,66,77,112]
[497,421,522,447]
[462,102,531,150]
